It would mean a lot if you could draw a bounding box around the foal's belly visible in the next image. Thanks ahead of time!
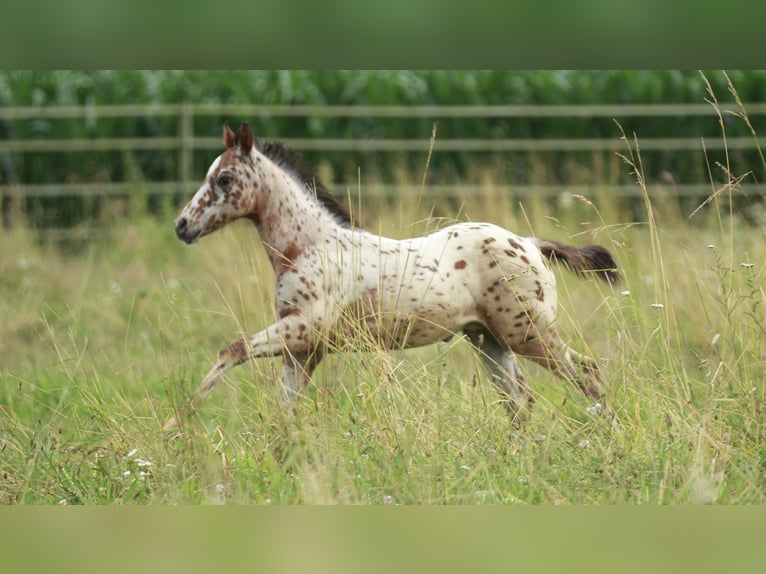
[341,286,480,349]
[355,309,469,349]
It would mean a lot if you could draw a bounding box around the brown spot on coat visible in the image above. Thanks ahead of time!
[508,238,525,251]
[454,260,468,270]
[279,308,300,319]
[275,243,302,277]
[219,340,249,364]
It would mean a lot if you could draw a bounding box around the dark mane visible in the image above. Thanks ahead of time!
[256,139,356,228]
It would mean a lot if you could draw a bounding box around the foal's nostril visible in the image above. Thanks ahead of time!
[175,216,201,244]
[175,216,194,242]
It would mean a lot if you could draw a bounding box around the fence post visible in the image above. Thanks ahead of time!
[179,103,194,192]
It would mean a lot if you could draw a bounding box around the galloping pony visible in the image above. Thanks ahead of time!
[164,122,618,430]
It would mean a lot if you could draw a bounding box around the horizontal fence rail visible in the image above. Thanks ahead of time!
[2,136,765,154]
[3,103,766,155]
[3,102,766,119]
[1,182,762,199]
[2,102,765,238]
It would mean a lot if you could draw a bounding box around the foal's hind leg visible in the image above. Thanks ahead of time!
[464,326,533,421]
[512,329,604,402]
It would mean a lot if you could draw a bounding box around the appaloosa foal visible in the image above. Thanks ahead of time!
[165,122,618,429]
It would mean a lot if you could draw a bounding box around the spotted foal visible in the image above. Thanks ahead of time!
[164,122,618,430]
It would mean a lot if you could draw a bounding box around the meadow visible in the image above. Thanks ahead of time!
[1,139,764,506]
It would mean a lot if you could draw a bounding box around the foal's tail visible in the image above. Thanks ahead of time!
[535,238,620,285]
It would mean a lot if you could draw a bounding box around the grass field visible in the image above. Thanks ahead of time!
[2,175,764,505]
[2,107,765,504]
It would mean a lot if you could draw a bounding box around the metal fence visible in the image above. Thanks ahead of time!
[1,102,765,231]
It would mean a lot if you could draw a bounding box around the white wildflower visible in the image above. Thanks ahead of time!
[739,262,754,268]
[650,303,664,309]
[620,290,630,296]
[710,333,720,346]
[586,402,602,416]
[578,439,591,449]
[126,448,138,458]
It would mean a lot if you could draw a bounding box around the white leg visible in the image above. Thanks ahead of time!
[163,314,313,430]
[464,328,533,420]
[280,351,323,410]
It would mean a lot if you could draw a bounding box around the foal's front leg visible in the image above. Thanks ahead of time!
[163,314,313,430]
[280,350,324,410]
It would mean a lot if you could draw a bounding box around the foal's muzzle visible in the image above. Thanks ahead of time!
[174,217,200,244]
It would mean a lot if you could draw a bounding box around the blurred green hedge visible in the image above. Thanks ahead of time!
[1,70,764,228]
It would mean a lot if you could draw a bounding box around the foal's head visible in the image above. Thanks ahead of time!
[175,122,260,244]
[175,122,353,244]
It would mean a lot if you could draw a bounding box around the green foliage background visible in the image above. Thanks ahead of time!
[3,70,766,184]
[3,70,765,230]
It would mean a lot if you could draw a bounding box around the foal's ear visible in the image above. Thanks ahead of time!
[238,122,254,154]
[223,122,236,148]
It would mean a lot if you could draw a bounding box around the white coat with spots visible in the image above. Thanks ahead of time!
[165,122,619,429]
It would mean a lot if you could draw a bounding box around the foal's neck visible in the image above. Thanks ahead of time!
[246,157,342,274]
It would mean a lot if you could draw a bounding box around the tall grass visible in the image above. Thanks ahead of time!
[1,86,765,505]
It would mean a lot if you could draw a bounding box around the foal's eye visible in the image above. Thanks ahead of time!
[217,174,232,187]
